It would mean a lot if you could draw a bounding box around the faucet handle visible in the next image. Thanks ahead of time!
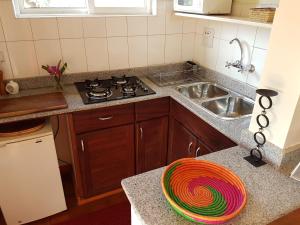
[225,61,231,68]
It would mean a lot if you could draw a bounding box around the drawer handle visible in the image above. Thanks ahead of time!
[195,146,201,157]
[140,127,143,140]
[188,142,193,154]
[81,139,85,152]
[98,116,113,121]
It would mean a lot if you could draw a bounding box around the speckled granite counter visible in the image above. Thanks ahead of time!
[0,76,250,145]
[122,146,300,225]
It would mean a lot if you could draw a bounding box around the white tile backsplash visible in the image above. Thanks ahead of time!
[127,17,147,36]
[0,42,12,79]
[0,21,5,41]
[148,15,165,35]
[220,22,238,41]
[237,25,258,46]
[107,37,129,70]
[35,40,62,75]
[165,14,183,34]
[181,33,195,61]
[106,17,127,37]
[60,39,87,73]
[82,18,106,38]
[30,18,59,40]
[247,48,268,87]
[148,35,165,65]
[0,1,32,41]
[85,38,109,72]
[165,34,182,63]
[255,27,271,49]
[183,19,196,34]
[7,41,39,78]
[0,0,270,89]
[128,36,148,68]
[58,18,83,39]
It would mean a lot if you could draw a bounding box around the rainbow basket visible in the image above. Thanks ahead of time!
[161,158,247,224]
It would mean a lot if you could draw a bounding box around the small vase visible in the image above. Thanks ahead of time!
[55,81,63,91]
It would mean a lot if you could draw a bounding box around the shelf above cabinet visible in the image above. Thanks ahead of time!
[175,12,273,28]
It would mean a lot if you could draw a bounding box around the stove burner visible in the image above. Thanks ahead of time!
[122,85,137,95]
[86,79,101,88]
[112,75,128,86]
[86,87,112,99]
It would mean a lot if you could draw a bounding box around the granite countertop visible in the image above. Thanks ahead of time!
[122,146,300,225]
[0,77,250,144]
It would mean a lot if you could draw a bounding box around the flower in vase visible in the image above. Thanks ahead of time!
[42,60,67,90]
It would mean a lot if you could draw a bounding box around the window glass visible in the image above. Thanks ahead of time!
[94,0,145,8]
[23,0,87,8]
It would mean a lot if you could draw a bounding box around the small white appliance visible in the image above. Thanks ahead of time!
[0,121,66,225]
[174,0,232,15]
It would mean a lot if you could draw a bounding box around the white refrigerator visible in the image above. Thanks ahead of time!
[0,121,67,225]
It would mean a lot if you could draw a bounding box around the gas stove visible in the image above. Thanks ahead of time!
[74,75,156,104]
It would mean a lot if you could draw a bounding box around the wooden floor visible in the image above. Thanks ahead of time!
[0,173,130,225]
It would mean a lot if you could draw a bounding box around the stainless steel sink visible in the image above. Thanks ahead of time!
[201,97,254,119]
[176,83,228,100]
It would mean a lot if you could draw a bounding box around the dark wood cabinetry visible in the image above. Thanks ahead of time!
[136,116,168,173]
[69,97,235,200]
[135,97,170,174]
[168,99,236,163]
[78,125,135,197]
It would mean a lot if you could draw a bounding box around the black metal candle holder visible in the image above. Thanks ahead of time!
[244,89,278,167]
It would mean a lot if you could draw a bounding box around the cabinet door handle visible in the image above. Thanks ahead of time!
[195,146,201,157]
[188,142,193,154]
[80,139,85,152]
[98,116,113,121]
[140,127,143,140]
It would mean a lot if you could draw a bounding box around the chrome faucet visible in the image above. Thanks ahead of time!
[225,38,255,73]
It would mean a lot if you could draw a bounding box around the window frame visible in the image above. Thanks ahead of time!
[12,0,157,18]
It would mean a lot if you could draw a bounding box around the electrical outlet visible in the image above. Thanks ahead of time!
[0,51,5,63]
[202,27,214,48]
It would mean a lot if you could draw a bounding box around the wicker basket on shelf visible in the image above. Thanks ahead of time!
[249,8,276,23]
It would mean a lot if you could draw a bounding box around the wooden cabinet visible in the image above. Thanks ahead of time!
[168,119,197,162]
[168,99,236,163]
[136,116,168,173]
[135,97,170,174]
[69,97,235,199]
[77,125,135,197]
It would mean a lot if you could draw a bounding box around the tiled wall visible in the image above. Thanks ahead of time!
[193,19,271,87]
[0,0,196,79]
[0,0,272,88]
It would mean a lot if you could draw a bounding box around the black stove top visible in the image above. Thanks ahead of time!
[74,75,156,104]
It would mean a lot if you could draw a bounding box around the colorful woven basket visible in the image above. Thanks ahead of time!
[161,158,247,224]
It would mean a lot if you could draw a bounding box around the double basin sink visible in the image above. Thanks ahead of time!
[175,82,254,120]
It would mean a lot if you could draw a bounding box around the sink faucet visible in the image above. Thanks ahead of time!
[225,38,255,73]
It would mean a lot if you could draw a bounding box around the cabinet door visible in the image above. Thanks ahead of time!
[136,116,168,174]
[168,119,197,164]
[78,125,135,197]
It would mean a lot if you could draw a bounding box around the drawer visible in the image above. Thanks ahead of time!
[135,97,170,121]
[73,104,134,133]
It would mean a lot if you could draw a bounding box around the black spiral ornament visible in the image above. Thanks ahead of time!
[244,89,278,167]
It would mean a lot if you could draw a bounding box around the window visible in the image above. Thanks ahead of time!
[12,0,156,17]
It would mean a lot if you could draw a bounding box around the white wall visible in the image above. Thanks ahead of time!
[249,0,300,149]
[0,0,197,79]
